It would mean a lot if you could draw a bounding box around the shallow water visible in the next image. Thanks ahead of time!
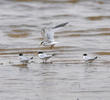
[0,0,110,100]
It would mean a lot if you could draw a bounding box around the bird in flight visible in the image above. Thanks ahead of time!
[40,22,68,49]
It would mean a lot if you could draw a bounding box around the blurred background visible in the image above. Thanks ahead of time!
[0,0,110,48]
[0,0,110,100]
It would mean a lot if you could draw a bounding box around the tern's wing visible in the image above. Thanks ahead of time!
[41,28,47,41]
[46,22,69,42]
[86,56,97,61]
[41,28,54,42]
[89,56,97,60]
[39,53,51,59]
[20,56,28,61]
[52,22,68,31]
[46,29,55,42]
[47,22,68,42]
[41,22,68,42]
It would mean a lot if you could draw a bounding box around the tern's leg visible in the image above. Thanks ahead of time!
[23,61,25,64]
[44,59,47,64]
[21,61,25,65]
[43,59,45,63]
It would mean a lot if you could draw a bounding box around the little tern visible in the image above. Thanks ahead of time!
[83,54,97,63]
[40,22,68,49]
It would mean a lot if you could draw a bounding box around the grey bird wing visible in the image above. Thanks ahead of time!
[46,29,55,42]
[52,22,68,29]
[48,22,68,41]
[41,22,68,42]
[41,28,48,42]
[89,56,97,60]
[41,28,55,42]
[87,57,97,63]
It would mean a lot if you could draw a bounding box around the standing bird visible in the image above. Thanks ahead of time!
[38,52,55,63]
[19,53,33,64]
[40,22,68,49]
[83,54,97,63]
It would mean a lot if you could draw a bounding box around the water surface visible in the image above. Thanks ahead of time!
[0,0,110,100]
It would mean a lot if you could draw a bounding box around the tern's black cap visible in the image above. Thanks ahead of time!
[38,52,43,54]
[19,53,23,56]
[83,54,87,56]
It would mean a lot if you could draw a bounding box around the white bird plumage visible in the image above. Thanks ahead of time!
[38,52,55,63]
[40,22,68,48]
[19,53,33,64]
[83,54,97,63]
